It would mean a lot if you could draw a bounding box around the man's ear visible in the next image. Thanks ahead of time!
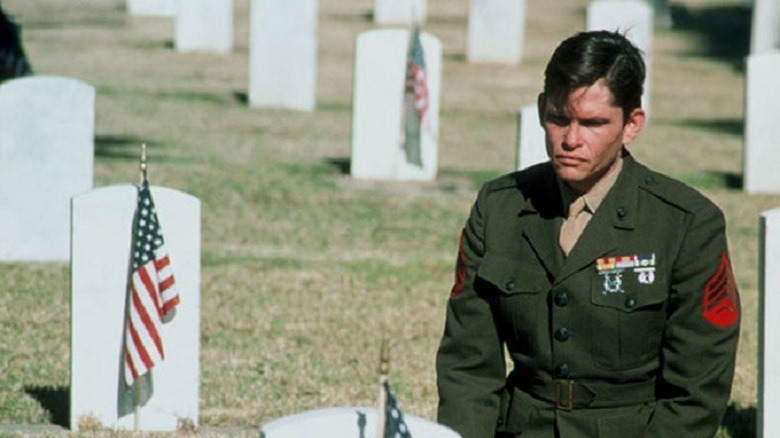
[537,93,546,127]
[622,107,646,145]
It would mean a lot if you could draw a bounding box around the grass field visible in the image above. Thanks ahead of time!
[0,0,775,436]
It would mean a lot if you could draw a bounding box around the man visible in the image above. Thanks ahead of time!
[436,31,740,438]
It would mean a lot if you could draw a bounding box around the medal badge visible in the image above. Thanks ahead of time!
[596,253,657,294]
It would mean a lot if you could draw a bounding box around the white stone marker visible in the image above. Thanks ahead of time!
[127,0,177,16]
[260,407,461,438]
[374,0,427,25]
[467,0,526,64]
[515,104,547,171]
[350,29,442,182]
[175,0,233,54]
[0,76,94,262]
[249,0,318,111]
[751,0,780,54]
[744,53,780,194]
[587,0,653,117]
[70,185,200,432]
[759,207,780,437]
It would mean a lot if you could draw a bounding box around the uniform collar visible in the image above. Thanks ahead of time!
[559,155,624,217]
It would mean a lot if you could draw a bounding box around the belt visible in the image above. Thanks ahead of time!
[512,376,656,411]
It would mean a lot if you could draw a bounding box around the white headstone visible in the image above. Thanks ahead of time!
[350,29,442,182]
[127,0,177,16]
[70,185,200,432]
[374,0,427,25]
[750,0,780,54]
[744,53,780,194]
[587,0,654,117]
[759,207,780,437]
[516,104,547,171]
[467,0,526,64]
[175,0,233,54]
[0,76,94,262]
[249,0,318,111]
[260,407,461,438]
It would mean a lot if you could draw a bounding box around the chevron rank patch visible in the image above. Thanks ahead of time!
[450,229,467,298]
[703,252,739,328]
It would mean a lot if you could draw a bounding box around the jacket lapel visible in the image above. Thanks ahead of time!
[516,165,565,277]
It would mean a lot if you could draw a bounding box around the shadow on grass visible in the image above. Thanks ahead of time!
[327,11,373,23]
[95,134,146,160]
[233,91,248,105]
[95,135,186,164]
[326,157,351,175]
[721,403,756,438]
[670,4,751,70]
[676,171,743,191]
[667,117,744,137]
[443,52,467,63]
[24,385,69,428]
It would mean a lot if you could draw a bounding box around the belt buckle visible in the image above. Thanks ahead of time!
[554,379,574,411]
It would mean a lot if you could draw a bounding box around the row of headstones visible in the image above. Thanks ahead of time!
[122,0,664,185]
[127,0,317,111]
[3,3,778,263]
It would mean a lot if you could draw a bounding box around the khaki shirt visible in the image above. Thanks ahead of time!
[559,156,623,255]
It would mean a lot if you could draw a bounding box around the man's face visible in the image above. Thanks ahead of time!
[539,79,645,194]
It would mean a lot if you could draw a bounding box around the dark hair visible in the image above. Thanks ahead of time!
[543,30,645,121]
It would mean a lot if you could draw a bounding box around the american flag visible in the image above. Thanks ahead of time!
[384,381,412,438]
[124,181,179,387]
[402,26,429,167]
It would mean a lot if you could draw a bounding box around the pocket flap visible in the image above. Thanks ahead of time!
[591,271,667,313]
[478,253,549,295]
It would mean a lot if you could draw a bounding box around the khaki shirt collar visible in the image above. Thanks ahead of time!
[559,154,624,216]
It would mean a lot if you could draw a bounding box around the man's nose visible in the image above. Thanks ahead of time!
[562,123,582,149]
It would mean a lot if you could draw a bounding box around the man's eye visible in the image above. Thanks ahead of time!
[546,115,569,126]
[582,120,608,127]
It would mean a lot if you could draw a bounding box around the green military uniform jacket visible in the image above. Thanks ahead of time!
[436,154,740,438]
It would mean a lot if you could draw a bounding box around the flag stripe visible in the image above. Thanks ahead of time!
[128,315,155,370]
[138,264,165,320]
[131,281,165,358]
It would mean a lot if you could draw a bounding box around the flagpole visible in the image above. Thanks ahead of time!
[376,339,389,438]
[134,143,148,432]
[140,143,148,185]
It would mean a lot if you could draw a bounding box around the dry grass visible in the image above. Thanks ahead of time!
[0,0,772,436]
